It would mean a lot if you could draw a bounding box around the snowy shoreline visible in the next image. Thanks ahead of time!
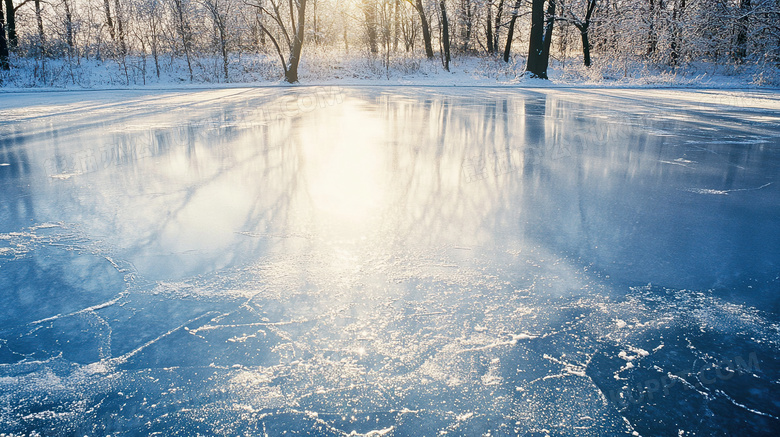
[2,81,779,94]
[2,55,778,93]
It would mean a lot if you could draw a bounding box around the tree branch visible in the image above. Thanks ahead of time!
[261,25,289,75]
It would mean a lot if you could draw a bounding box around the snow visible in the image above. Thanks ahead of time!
[1,54,778,93]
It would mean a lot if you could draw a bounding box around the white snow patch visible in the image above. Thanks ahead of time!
[619,346,651,362]
[685,188,729,195]
[510,333,538,343]
[685,182,772,196]
[354,427,394,436]
[78,362,111,376]
[227,333,258,343]
[50,173,81,180]
[456,412,474,421]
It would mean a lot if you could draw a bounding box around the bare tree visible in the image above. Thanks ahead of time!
[377,0,396,72]
[400,1,419,51]
[4,0,15,50]
[363,0,379,53]
[255,0,308,82]
[493,0,504,54]
[114,0,127,55]
[558,0,597,67]
[541,0,555,69]
[405,0,434,58]
[0,0,8,70]
[254,0,265,49]
[1,0,778,86]
[646,0,658,56]
[669,0,685,66]
[204,0,231,80]
[439,0,450,70]
[459,0,475,52]
[393,0,400,51]
[138,0,163,78]
[171,0,194,81]
[486,0,494,53]
[734,0,751,62]
[502,0,520,62]
[62,0,74,59]
[526,0,555,78]
[34,0,47,77]
[104,0,116,41]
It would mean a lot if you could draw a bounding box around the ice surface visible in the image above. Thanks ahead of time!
[1,87,779,436]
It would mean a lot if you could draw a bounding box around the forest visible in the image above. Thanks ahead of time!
[0,0,778,86]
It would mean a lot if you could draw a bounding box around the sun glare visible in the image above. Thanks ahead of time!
[302,101,387,224]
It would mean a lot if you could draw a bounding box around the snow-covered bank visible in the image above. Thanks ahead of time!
[1,52,779,92]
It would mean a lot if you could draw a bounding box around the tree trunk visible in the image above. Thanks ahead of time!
[103,0,115,41]
[415,0,434,58]
[285,0,307,83]
[174,0,193,81]
[0,0,8,71]
[581,30,591,67]
[394,0,400,51]
[776,0,780,66]
[539,0,555,74]
[364,0,378,54]
[220,23,228,80]
[114,0,127,55]
[486,3,494,54]
[669,0,685,66]
[4,0,15,50]
[312,0,318,45]
[205,0,229,81]
[461,0,473,52]
[734,0,751,62]
[63,0,75,59]
[503,0,521,62]
[579,0,596,67]
[439,0,450,71]
[493,0,504,55]
[256,2,265,48]
[647,0,657,56]
[34,0,46,78]
[525,0,546,77]
[152,38,160,78]
[34,0,46,54]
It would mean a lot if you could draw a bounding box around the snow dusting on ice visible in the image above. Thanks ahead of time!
[0,87,778,436]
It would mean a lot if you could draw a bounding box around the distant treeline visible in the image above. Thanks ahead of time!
[0,0,778,84]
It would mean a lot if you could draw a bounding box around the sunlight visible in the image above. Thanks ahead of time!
[4,83,780,436]
[301,101,387,224]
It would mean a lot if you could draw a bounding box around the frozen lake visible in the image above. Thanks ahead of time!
[1,87,779,436]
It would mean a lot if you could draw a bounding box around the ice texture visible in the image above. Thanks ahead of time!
[1,87,779,436]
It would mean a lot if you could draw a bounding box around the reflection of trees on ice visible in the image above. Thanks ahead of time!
[0,88,779,436]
